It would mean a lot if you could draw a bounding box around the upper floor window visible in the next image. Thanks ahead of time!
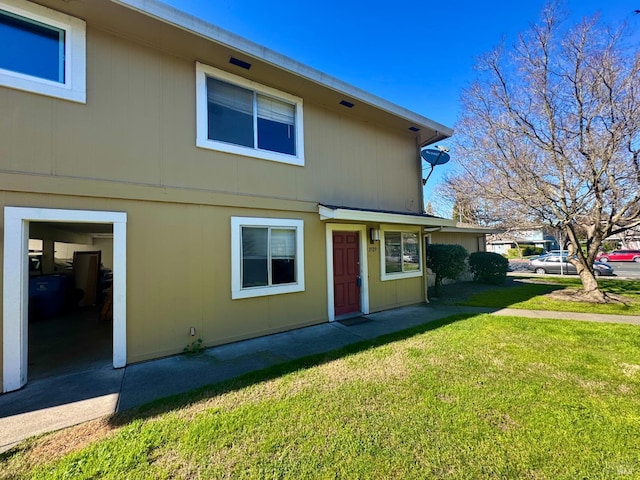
[196,62,305,166]
[380,227,423,281]
[0,0,86,103]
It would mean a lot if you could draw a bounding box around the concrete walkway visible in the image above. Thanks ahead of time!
[1,303,639,453]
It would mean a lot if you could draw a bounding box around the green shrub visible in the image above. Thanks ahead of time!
[507,248,522,258]
[523,246,545,256]
[426,244,469,296]
[507,246,544,258]
[468,251,509,285]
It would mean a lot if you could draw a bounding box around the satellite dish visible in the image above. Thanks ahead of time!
[421,148,451,166]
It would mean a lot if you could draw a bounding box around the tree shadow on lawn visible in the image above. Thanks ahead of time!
[107,313,474,429]
[428,276,563,308]
[596,278,640,297]
[432,275,638,310]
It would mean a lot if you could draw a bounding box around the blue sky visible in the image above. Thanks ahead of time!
[164,0,638,214]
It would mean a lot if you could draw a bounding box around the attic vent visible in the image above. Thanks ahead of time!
[408,126,420,132]
[229,57,251,70]
[339,100,355,108]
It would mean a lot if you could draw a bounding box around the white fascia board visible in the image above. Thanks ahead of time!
[319,205,456,227]
[110,0,453,137]
[437,226,502,234]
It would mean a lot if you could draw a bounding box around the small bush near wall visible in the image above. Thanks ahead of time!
[426,244,469,296]
[468,252,509,285]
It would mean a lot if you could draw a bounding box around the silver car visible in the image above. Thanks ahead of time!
[527,254,615,276]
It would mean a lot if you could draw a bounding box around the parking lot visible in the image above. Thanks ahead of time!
[607,261,640,279]
[509,259,640,279]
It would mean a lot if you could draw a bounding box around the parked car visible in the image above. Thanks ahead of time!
[528,254,615,276]
[596,250,640,263]
[29,253,72,276]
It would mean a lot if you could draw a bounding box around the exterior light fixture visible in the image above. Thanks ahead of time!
[370,228,380,243]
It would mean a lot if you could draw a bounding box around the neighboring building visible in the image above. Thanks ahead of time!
[427,222,499,284]
[1,0,457,392]
[487,230,558,255]
[604,227,640,250]
[430,222,496,254]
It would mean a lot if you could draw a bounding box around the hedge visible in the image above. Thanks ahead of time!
[468,251,509,285]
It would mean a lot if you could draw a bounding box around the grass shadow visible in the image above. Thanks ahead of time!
[107,313,474,429]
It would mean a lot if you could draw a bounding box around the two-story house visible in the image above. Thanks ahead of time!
[1,0,459,393]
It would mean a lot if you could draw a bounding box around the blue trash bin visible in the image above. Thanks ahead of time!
[29,274,70,319]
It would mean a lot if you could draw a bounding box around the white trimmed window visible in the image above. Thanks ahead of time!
[0,0,86,103]
[231,217,305,299]
[196,62,305,166]
[380,227,422,281]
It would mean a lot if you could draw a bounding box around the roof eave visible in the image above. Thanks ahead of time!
[110,0,453,137]
[319,205,457,227]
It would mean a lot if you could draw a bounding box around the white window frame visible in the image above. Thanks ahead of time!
[196,62,305,166]
[231,217,305,299]
[0,0,86,103]
[379,225,423,281]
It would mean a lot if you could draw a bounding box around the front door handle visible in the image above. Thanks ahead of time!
[356,276,362,287]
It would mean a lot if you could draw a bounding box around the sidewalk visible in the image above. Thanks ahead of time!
[2,301,639,453]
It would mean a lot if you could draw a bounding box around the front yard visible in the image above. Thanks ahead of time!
[3,313,640,479]
[457,277,640,316]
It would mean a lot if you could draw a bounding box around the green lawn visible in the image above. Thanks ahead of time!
[3,314,640,479]
[459,277,640,315]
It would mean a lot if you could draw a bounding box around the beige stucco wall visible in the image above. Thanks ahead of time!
[0,25,422,214]
[0,191,427,381]
[430,232,486,254]
[0,7,431,385]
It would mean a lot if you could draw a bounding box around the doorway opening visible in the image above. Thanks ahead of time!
[3,207,127,393]
[325,224,369,322]
[27,229,113,380]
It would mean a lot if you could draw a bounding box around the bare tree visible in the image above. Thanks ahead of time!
[438,180,504,226]
[451,5,640,301]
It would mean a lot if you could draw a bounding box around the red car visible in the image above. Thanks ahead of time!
[596,250,640,263]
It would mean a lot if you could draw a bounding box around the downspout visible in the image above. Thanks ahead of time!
[418,130,442,303]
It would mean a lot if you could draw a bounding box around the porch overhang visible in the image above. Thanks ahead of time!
[318,204,457,227]
[428,225,501,234]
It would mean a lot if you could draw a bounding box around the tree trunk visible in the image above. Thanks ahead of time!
[576,266,606,302]
[565,226,607,302]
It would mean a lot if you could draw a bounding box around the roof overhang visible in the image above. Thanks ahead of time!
[432,225,501,234]
[112,0,453,143]
[30,0,452,144]
[319,205,457,227]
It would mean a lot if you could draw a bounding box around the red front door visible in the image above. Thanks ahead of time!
[333,231,361,316]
